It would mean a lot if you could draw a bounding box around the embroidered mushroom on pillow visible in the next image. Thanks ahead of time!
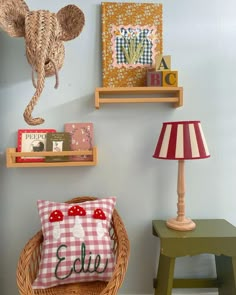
[49,209,64,240]
[93,208,107,238]
[68,205,86,239]
[33,197,116,289]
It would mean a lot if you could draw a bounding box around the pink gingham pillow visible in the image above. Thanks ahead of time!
[32,197,116,289]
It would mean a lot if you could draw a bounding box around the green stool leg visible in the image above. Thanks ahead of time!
[154,254,175,295]
[215,255,236,295]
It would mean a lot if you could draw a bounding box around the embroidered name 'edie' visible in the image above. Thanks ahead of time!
[55,242,108,280]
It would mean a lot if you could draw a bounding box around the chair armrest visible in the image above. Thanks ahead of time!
[17,230,43,295]
[101,209,130,295]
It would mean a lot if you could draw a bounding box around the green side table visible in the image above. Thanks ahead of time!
[152,219,236,295]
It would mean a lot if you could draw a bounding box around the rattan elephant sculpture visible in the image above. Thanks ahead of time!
[0,0,85,125]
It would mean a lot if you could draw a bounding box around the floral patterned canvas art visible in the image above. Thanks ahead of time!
[101,2,163,87]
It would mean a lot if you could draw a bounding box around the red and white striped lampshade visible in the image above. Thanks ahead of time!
[153,121,210,160]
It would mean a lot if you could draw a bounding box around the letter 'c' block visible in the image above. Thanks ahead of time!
[162,71,178,87]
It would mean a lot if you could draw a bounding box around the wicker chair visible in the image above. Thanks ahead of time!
[16,196,130,295]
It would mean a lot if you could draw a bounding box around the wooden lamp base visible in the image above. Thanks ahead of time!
[166,217,196,231]
[167,160,196,232]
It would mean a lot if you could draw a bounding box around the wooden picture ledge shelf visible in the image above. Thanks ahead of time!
[95,86,183,109]
[6,147,98,168]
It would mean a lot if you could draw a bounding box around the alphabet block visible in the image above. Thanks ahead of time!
[147,70,162,86]
[147,70,178,87]
[162,70,178,87]
[155,55,171,71]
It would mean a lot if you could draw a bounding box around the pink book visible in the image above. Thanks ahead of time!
[64,123,94,161]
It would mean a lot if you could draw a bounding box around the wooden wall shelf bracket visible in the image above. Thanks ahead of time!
[95,86,183,109]
[6,147,98,168]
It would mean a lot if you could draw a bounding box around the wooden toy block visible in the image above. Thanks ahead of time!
[162,70,178,87]
[155,55,171,71]
[147,70,162,86]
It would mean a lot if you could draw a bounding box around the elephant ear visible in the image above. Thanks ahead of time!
[0,0,29,37]
[57,5,85,41]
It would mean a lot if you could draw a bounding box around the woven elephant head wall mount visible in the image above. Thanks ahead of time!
[0,0,85,125]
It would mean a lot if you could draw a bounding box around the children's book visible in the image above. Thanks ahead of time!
[45,132,71,162]
[16,129,56,162]
[64,123,94,161]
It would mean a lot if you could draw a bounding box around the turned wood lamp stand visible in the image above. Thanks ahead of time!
[153,121,210,231]
[166,159,196,231]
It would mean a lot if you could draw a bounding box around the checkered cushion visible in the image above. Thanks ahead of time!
[32,197,116,289]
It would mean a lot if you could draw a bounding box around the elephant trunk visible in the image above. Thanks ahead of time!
[23,64,45,125]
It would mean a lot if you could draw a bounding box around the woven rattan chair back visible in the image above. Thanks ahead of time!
[16,196,130,295]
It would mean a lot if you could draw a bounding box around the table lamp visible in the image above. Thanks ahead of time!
[153,121,210,231]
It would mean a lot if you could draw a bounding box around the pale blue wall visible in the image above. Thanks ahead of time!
[0,0,235,294]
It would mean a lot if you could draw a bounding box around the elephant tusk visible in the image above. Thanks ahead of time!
[50,58,59,89]
[31,69,37,89]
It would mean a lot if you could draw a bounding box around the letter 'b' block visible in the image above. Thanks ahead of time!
[162,71,178,87]
[147,71,162,86]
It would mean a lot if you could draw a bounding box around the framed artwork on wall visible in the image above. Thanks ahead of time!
[101,2,163,87]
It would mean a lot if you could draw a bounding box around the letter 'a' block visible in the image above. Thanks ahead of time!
[162,70,178,87]
[156,55,171,71]
[147,71,162,86]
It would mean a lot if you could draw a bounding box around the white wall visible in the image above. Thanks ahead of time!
[0,0,236,294]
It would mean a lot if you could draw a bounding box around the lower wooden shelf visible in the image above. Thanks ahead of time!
[6,147,98,168]
[95,86,183,109]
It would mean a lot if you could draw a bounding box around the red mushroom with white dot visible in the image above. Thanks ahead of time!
[93,208,107,238]
[68,205,86,239]
[49,209,64,240]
